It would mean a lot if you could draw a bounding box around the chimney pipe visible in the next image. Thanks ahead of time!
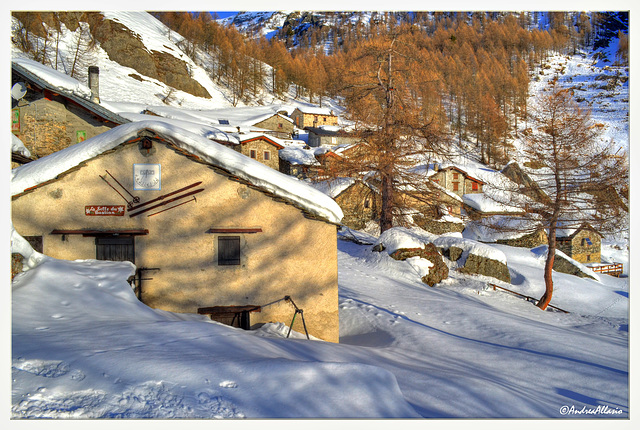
[88,66,100,103]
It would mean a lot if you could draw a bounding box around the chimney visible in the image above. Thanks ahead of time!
[88,66,100,103]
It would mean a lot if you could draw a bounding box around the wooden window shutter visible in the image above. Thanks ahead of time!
[218,236,241,265]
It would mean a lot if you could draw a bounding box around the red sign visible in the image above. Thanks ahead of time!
[85,205,125,216]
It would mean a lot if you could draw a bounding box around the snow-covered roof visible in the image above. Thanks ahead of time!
[12,58,130,126]
[310,177,378,200]
[462,215,544,242]
[293,106,335,116]
[462,193,525,214]
[235,132,286,149]
[120,112,239,144]
[11,121,343,224]
[11,134,31,157]
[279,146,321,166]
[141,105,294,129]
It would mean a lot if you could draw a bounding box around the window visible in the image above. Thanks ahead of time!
[218,236,241,266]
[587,254,591,262]
[278,123,283,129]
[250,149,256,159]
[96,236,135,263]
[264,151,270,161]
[364,198,370,209]
[453,173,459,180]
[453,182,459,191]
[472,182,479,191]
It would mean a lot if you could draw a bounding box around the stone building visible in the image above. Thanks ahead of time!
[236,133,285,170]
[312,178,380,230]
[11,121,343,342]
[290,106,338,129]
[11,58,129,160]
[556,224,602,264]
[306,127,361,148]
[252,113,295,139]
[430,165,485,198]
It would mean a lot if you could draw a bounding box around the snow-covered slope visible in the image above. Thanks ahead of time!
[11,226,628,418]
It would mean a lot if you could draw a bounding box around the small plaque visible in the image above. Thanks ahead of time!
[85,205,125,216]
[133,164,161,190]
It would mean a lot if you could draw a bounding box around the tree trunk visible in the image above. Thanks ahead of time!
[537,223,556,310]
[379,173,394,233]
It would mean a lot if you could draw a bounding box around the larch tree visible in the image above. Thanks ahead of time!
[334,27,452,232]
[498,84,628,310]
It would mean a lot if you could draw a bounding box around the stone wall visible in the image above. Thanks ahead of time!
[334,183,379,230]
[557,229,601,264]
[255,116,294,137]
[12,94,113,159]
[240,139,280,170]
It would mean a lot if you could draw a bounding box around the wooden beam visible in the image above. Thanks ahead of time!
[206,228,263,234]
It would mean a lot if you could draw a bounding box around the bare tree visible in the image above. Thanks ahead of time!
[491,84,628,310]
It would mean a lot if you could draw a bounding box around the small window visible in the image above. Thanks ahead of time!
[250,149,257,159]
[453,182,459,191]
[264,151,270,161]
[278,123,283,129]
[587,254,591,262]
[218,236,241,266]
[472,182,479,191]
[364,198,370,209]
[453,173,459,180]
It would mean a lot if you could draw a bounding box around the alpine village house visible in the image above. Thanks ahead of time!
[11,121,344,342]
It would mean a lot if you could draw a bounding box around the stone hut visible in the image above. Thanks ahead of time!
[11,121,343,342]
[312,178,380,230]
[556,223,602,264]
[306,127,361,148]
[290,106,338,129]
[430,165,485,198]
[11,58,130,160]
[236,133,285,170]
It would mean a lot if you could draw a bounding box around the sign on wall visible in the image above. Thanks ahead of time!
[11,108,20,133]
[85,205,125,216]
[133,164,161,191]
[76,130,86,143]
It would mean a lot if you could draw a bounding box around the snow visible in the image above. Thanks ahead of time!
[433,234,508,264]
[10,120,343,225]
[463,192,525,214]
[11,225,629,418]
[12,57,93,100]
[374,226,438,254]
[9,10,631,421]
[11,134,31,157]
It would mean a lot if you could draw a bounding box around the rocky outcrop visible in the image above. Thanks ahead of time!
[459,253,511,283]
[435,236,511,283]
[389,243,449,287]
[90,16,211,99]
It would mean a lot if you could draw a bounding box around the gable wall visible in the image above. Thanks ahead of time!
[558,229,601,264]
[254,116,294,136]
[12,93,114,159]
[12,141,339,341]
[240,139,280,170]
